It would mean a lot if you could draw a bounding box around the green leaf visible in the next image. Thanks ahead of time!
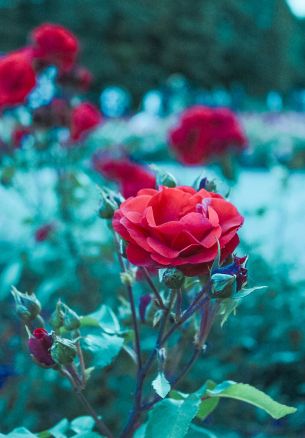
[48,418,69,438]
[145,392,202,438]
[205,381,297,420]
[73,433,102,438]
[186,424,218,438]
[70,416,95,434]
[81,305,121,334]
[82,333,124,368]
[219,285,266,326]
[1,428,37,437]
[197,397,219,421]
[152,372,171,398]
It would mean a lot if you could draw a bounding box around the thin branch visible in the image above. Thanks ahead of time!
[113,232,142,371]
[59,368,114,438]
[141,267,166,310]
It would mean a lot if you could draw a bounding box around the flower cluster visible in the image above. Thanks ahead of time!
[169,105,247,165]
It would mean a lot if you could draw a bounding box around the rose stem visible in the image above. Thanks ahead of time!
[141,267,166,310]
[60,368,113,438]
[113,232,142,372]
[119,290,176,438]
[75,329,86,387]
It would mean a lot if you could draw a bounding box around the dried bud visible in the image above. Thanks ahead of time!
[28,328,55,367]
[98,187,119,219]
[11,287,41,322]
[162,268,185,289]
[50,336,77,365]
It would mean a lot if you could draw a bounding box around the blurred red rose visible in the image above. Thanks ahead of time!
[113,186,243,276]
[33,98,71,128]
[28,328,55,367]
[0,52,36,108]
[93,154,156,198]
[70,102,102,142]
[169,106,247,165]
[12,126,31,148]
[31,23,79,72]
[35,224,54,242]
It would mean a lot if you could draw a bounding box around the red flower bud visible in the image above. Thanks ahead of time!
[28,328,55,367]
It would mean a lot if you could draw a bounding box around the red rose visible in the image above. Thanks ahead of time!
[93,154,156,198]
[113,186,243,276]
[28,328,55,367]
[33,98,71,128]
[169,106,247,165]
[70,102,102,142]
[31,23,79,72]
[0,52,36,108]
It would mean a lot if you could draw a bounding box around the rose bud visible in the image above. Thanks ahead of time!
[98,187,119,219]
[162,268,185,289]
[28,328,55,367]
[50,301,65,330]
[51,300,80,331]
[151,165,177,188]
[50,336,77,365]
[62,303,80,331]
[11,286,41,322]
[198,177,217,192]
[212,255,248,296]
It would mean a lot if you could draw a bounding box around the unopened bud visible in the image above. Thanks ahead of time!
[162,268,185,289]
[50,336,77,365]
[28,328,55,367]
[211,273,236,298]
[198,177,217,192]
[98,187,119,219]
[11,286,41,322]
[151,165,177,188]
[51,301,80,331]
